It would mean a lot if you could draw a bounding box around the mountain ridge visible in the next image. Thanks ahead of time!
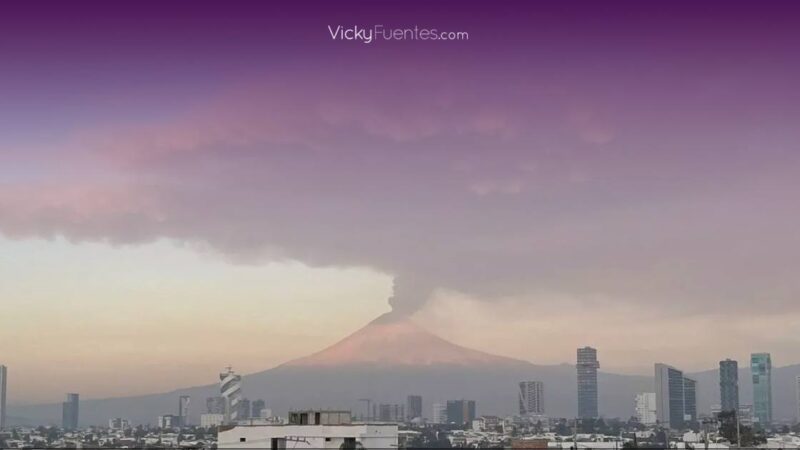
[8,314,800,426]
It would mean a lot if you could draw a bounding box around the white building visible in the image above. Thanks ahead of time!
[519,381,545,415]
[108,417,131,430]
[158,414,180,429]
[217,410,397,449]
[635,392,657,425]
[220,367,243,424]
[201,413,225,428]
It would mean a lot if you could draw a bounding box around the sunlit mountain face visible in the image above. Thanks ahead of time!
[286,312,525,367]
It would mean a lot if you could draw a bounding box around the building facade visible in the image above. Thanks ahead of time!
[0,365,7,430]
[635,392,657,425]
[207,396,226,414]
[377,403,404,422]
[158,414,181,429]
[719,359,739,413]
[432,402,446,424]
[683,376,697,423]
[655,364,685,429]
[218,410,397,449]
[576,347,600,418]
[252,399,267,418]
[406,395,422,420]
[178,395,191,427]
[795,375,800,423]
[751,353,772,426]
[446,400,476,425]
[201,413,225,428]
[108,418,131,430]
[220,367,243,424]
[519,381,544,416]
[62,393,80,430]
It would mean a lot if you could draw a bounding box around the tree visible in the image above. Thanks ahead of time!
[717,410,766,447]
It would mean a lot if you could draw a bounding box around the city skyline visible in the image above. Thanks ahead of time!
[3,0,800,407]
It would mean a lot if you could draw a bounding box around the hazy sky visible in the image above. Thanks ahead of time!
[2,1,800,404]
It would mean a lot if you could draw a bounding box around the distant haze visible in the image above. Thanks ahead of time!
[8,315,800,426]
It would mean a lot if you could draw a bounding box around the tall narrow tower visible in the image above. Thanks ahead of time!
[751,353,772,426]
[577,347,600,418]
[62,393,80,430]
[0,365,7,430]
[719,359,739,413]
[178,395,191,427]
[220,367,242,424]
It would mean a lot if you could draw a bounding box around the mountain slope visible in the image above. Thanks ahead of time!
[286,312,525,367]
[8,314,800,426]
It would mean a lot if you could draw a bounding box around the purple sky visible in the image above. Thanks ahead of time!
[2,1,800,396]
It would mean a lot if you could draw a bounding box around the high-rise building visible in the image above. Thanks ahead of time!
[62,393,79,430]
[683,376,697,423]
[445,399,476,425]
[576,347,600,418]
[519,381,544,415]
[207,396,226,414]
[795,375,800,422]
[220,367,243,424]
[238,398,251,420]
[655,363,685,429]
[378,404,404,422]
[635,393,657,425]
[158,414,180,429]
[178,395,191,427]
[432,402,446,424]
[406,395,422,420]
[719,359,739,413]
[0,365,7,430]
[108,418,131,430]
[751,353,772,426]
[252,399,266,418]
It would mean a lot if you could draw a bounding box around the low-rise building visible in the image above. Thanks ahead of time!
[201,413,225,428]
[217,410,397,449]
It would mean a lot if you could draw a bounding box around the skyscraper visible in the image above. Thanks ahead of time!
[432,402,446,424]
[62,393,79,430]
[655,363,685,429]
[238,398,251,420]
[719,359,739,413]
[683,376,697,423]
[0,365,7,430]
[445,399,476,425]
[576,346,600,418]
[634,392,657,425]
[406,395,422,420]
[178,395,191,427]
[751,353,772,426]
[206,396,226,414]
[220,367,243,424]
[795,375,800,422]
[378,404,404,422]
[519,381,544,415]
[252,399,266,418]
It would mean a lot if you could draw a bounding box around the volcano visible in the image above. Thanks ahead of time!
[10,313,800,427]
[286,312,522,367]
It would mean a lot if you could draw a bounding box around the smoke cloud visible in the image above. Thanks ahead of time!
[2,44,800,319]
